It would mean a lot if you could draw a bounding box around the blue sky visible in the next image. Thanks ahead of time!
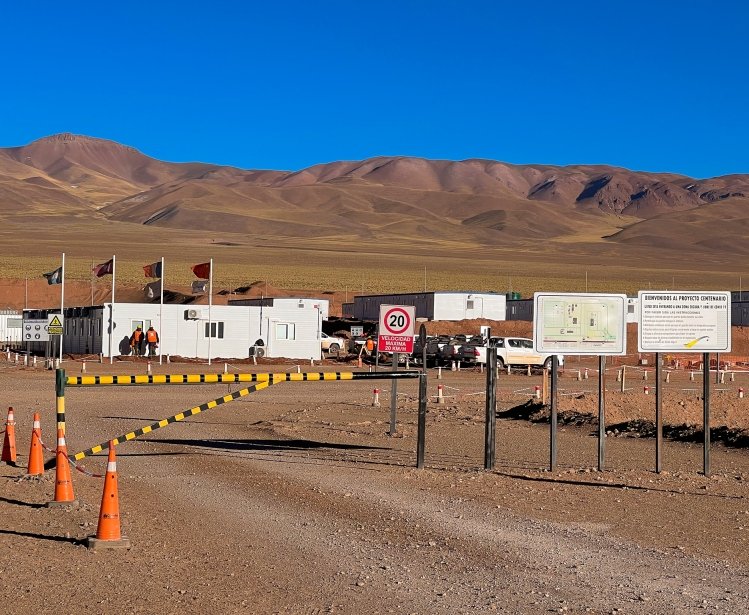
[1,1,746,177]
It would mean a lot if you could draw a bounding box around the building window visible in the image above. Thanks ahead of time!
[275,323,296,340]
[204,322,225,338]
[466,300,475,310]
[628,304,635,314]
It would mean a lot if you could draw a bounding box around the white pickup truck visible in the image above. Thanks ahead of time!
[466,336,564,369]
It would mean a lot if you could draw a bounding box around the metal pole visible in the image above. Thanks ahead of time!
[208,258,213,366]
[389,353,398,436]
[655,352,662,473]
[416,373,427,468]
[597,355,605,472]
[550,354,558,471]
[55,368,66,434]
[703,352,710,476]
[59,252,65,361]
[110,254,116,364]
[715,352,720,384]
[484,345,497,470]
[159,256,164,365]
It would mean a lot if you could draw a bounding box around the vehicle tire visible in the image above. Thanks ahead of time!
[328,343,340,353]
[255,347,266,358]
[496,357,505,369]
[543,357,552,370]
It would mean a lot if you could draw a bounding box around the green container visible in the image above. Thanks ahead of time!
[506,292,521,300]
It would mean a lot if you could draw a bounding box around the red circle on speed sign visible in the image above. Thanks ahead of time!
[383,307,411,335]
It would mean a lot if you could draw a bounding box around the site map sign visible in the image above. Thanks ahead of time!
[637,291,731,353]
[533,293,627,355]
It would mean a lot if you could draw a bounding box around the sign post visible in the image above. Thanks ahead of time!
[534,293,627,472]
[638,291,731,476]
[378,305,416,437]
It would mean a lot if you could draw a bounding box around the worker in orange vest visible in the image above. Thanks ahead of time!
[145,326,160,357]
[365,336,375,354]
[129,326,144,356]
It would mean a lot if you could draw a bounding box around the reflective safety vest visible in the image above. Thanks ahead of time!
[146,330,158,343]
[132,330,143,342]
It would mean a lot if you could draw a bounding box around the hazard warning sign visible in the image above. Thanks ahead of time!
[47,314,64,335]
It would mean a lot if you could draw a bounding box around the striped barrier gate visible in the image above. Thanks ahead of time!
[56,369,428,468]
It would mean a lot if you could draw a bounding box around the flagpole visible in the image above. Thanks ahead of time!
[110,254,116,364]
[159,256,164,365]
[208,258,213,366]
[60,252,65,362]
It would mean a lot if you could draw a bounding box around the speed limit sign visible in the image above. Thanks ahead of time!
[378,304,416,353]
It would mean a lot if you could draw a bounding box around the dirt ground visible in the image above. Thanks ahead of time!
[1,357,748,614]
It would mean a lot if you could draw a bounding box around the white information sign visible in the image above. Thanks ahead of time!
[533,293,628,355]
[637,291,731,353]
[378,304,415,353]
[23,318,50,342]
[350,326,364,337]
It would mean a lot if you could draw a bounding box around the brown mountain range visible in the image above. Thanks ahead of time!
[1,133,748,256]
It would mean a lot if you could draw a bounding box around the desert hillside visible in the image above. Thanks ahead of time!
[0,133,747,256]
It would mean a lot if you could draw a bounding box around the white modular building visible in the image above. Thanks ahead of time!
[228,297,330,320]
[350,292,507,322]
[23,302,324,360]
[0,310,23,347]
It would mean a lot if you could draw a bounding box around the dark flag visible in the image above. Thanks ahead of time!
[143,262,163,278]
[92,259,114,278]
[191,280,208,294]
[192,262,211,279]
[144,280,162,300]
[43,266,63,285]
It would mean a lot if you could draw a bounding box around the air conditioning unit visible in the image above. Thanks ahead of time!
[185,309,201,320]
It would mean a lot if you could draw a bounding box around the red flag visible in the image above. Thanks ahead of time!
[192,262,211,279]
[92,259,114,278]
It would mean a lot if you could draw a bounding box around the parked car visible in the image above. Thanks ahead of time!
[320,332,346,353]
[473,336,564,369]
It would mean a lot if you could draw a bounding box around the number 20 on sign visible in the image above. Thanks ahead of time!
[378,304,416,353]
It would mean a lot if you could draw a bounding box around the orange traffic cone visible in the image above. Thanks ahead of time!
[87,442,130,550]
[47,428,77,507]
[26,412,44,476]
[1,407,17,464]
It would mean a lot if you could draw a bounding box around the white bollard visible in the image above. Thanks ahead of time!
[437,384,445,404]
[24,355,28,366]
[690,371,695,381]
[457,361,461,372]
[617,369,622,382]
[720,371,725,384]
[310,358,314,366]
[252,356,257,365]
[644,385,650,395]
[372,388,380,407]
[534,385,541,399]
[451,361,457,372]
[507,365,511,376]
[32,356,37,368]
[55,358,60,369]
[437,367,442,380]
[81,361,86,374]
[584,368,589,380]
[147,361,152,375]
[167,354,171,364]
[527,365,531,377]
[99,353,104,364]
[643,370,648,381]
[577,369,582,381]
[405,357,410,369]
[730,371,735,382]
[739,387,744,399]
[224,362,228,374]
[665,371,670,383]
[480,363,484,374]
[296,365,301,373]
